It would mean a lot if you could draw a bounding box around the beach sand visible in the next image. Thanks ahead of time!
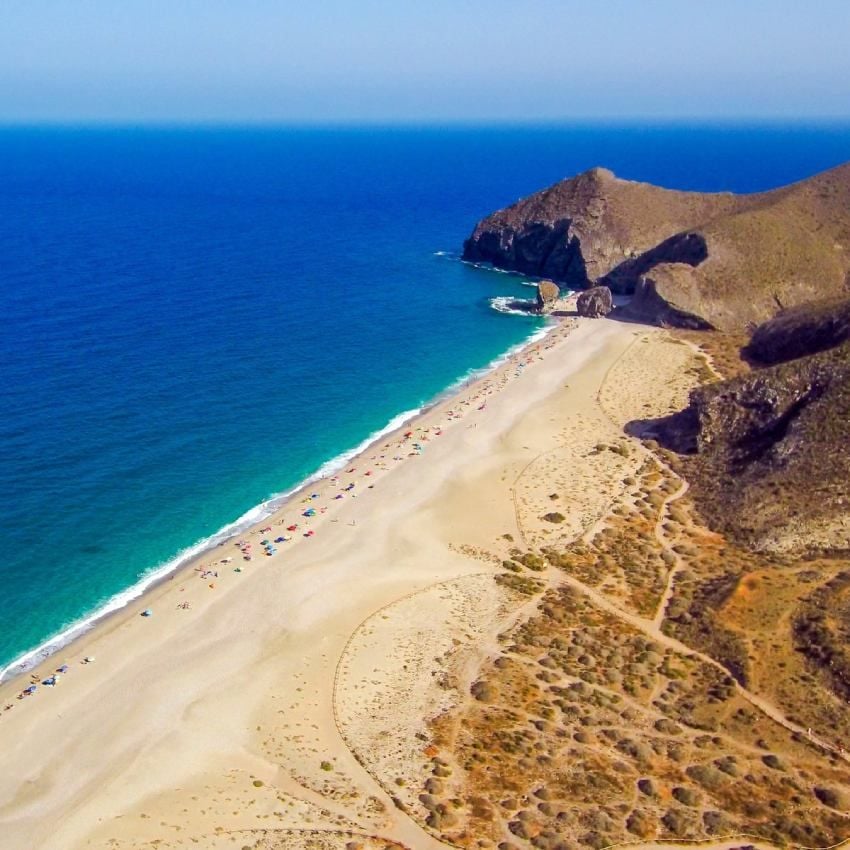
[0,313,691,850]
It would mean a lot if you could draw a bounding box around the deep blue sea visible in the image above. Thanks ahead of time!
[1,123,849,677]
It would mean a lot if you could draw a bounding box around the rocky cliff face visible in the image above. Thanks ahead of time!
[463,163,850,332]
[652,333,850,556]
[463,167,733,292]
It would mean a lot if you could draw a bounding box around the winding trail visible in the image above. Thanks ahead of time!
[510,329,849,766]
[650,470,689,628]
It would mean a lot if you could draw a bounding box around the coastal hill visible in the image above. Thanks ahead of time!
[463,162,850,331]
[650,307,850,555]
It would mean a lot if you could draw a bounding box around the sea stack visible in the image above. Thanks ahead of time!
[536,280,560,314]
[576,285,613,318]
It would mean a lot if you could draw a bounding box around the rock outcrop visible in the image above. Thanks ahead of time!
[651,335,850,556]
[463,167,732,293]
[536,280,560,314]
[576,285,613,318]
[463,162,850,332]
[745,296,850,365]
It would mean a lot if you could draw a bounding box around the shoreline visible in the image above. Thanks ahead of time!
[0,308,654,850]
[0,306,564,689]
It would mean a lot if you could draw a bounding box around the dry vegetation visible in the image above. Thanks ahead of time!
[409,442,850,850]
[672,330,751,380]
[544,454,677,618]
[409,332,850,850]
[422,578,850,850]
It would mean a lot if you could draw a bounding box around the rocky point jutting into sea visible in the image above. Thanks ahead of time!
[465,161,850,556]
[463,162,850,331]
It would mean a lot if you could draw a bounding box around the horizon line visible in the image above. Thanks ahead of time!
[2,116,850,131]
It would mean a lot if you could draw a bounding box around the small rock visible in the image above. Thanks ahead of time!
[536,280,561,314]
[576,285,613,318]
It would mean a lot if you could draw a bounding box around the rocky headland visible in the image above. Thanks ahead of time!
[464,162,850,331]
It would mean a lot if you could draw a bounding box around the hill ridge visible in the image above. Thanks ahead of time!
[463,161,850,330]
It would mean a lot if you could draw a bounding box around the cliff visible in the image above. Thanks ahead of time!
[651,317,850,556]
[463,163,850,331]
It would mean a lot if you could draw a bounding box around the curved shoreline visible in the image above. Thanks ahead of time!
[0,317,555,686]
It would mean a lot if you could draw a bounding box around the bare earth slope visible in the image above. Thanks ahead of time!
[463,163,850,331]
[652,340,850,555]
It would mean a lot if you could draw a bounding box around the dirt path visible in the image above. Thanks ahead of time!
[650,469,689,628]
[508,328,849,766]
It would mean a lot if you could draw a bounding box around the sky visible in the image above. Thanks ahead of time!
[1,0,849,123]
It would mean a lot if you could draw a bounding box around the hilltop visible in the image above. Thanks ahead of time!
[463,163,850,331]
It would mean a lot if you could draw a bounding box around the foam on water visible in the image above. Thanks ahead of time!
[490,295,537,315]
[0,309,558,684]
[0,404,424,682]
[461,259,542,281]
[432,319,553,402]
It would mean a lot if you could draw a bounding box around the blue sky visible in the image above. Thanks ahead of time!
[1,0,848,123]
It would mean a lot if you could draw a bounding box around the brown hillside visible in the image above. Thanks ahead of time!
[463,167,737,289]
[463,163,850,331]
[650,340,850,556]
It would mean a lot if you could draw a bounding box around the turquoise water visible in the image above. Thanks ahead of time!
[1,124,849,676]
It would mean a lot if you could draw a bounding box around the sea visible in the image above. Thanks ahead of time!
[2,123,849,679]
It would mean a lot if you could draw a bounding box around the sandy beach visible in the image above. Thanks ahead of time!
[0,312,695,850]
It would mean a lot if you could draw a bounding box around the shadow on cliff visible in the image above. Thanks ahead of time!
[623,406,698,452]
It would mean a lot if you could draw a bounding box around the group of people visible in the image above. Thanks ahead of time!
[5,660,91,710]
